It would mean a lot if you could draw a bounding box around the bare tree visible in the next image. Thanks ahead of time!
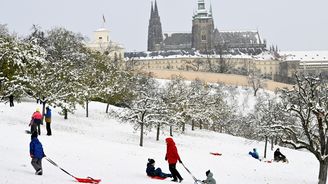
[272,74,328,184]
[247,69,267,96]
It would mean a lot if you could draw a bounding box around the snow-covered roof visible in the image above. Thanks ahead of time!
[131,54,253,61]
[95,28,109,32]
[253,52,275,61]
[279,51,328,62]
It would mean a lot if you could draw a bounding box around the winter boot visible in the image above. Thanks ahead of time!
[35,169,42,175]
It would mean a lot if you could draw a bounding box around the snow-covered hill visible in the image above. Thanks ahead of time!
[0,100,318,184]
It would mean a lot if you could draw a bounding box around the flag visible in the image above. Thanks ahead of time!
[102,14,106,23]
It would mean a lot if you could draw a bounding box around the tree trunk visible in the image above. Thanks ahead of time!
[9,95,14,107]
[156,123,160,141]
[182,123,185,133]
[64,109,68,119]
[106,103,110,113]
[139,122,144,147]
[318,160,328,184]
[86,100,89,118]
[199,120,202,130]
[170,126,173,137]
[192,120,195,131]
[41,101,46,124]
[264,136,268,159]
[271,137,274,151]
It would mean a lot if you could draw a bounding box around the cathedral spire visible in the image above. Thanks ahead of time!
[147,0,163,51]
[154,0,159,17]
[150,1,154,18]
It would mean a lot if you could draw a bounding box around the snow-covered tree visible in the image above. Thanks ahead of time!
[0,34,46,107]
[209,84,236,132]
[77,50,109,117]
[116,75,163,146]
[161,75,189,136]
[272,75,328,184]
[31,27,88,119]
[248,69,267,96]
[0,24,9,37]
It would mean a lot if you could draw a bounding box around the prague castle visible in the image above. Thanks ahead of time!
[147,0,267,55]
[133,1,328,86]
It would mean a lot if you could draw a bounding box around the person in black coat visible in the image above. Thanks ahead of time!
[146,159,172,178]
[274,148,288,163]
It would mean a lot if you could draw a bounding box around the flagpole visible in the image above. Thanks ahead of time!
[102,14,106,28]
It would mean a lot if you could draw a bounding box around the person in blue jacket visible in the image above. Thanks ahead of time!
[146,158,172,178]
[44,106,52,136]
[30,131,46,175]
[249,148,259,160]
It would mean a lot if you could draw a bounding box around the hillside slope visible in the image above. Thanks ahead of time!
[0,100,318,184]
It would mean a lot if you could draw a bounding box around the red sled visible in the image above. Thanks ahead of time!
[149,176,166,180]
[75,177,101,183]
[45,157,101,184]
[210,152,222,156]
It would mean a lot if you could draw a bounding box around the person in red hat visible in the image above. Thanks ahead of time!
[165,137,183,182]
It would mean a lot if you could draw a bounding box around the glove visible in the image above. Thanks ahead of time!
[179,159,183,164]
[30,154,34,158]
[165,156,167,161]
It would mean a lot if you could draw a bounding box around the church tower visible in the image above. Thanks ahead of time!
[192,0,215,51]
[147,0,163,51]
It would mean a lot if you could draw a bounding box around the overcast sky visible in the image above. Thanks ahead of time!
[1,0,328,52]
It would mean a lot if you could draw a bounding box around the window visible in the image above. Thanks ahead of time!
[202,35,206,41]
[99,37,102,40]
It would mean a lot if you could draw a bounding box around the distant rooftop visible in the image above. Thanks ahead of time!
[279,51,328,61]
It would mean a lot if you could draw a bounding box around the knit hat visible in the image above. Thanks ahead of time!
[36,107,40,112]
[206,170,211,176]
[148,158,155,164]
[31,131,38,139]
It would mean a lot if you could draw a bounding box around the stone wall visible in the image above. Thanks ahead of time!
[143,69,292,91]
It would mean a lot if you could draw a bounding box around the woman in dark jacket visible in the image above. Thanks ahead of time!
[146,158,172,178]
[165,137,183,182]
[30,131,45,175]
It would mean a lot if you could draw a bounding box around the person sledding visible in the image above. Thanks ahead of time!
[30,131,46,175]
[248,148,260,160]
[274,148,288,163]
[165,137,183,183]
[146,158,172,179]
[201,170,216,184]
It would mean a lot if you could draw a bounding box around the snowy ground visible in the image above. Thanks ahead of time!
[0,100,318,184]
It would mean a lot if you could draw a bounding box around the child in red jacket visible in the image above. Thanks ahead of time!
[165,137,183,182]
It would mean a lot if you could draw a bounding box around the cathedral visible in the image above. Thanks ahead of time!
[147,0,267,55]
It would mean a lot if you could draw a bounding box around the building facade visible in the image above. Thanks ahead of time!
[87,27,124,61]
[147,0,267,55]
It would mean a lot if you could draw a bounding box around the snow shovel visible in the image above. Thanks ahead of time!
[45,157,101,183]
[181,163,203,184]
